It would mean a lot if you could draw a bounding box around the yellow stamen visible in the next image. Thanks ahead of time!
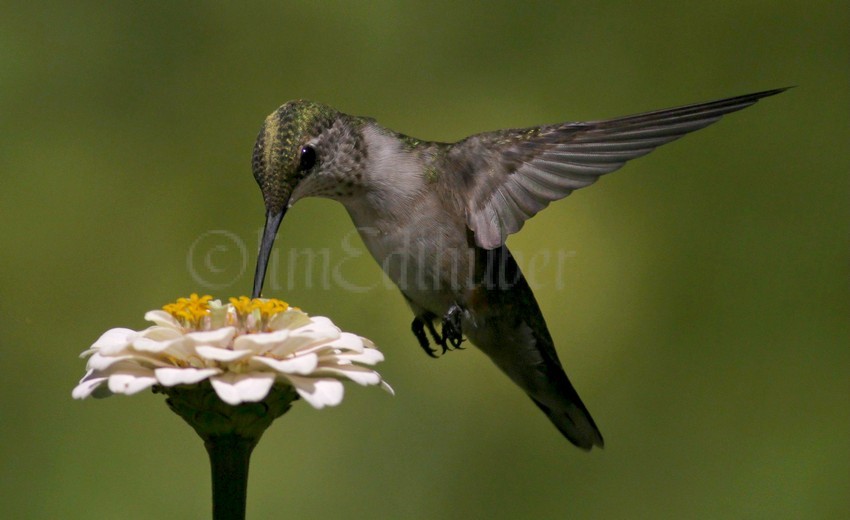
[255,298,289,319]
[229,296,256,317]
[163,293,213,328]
[227,296,289,320]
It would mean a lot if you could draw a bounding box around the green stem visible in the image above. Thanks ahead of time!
[205,435,255,520]
[158,383,298,518]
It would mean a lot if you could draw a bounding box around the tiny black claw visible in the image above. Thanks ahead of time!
[441,304,466,352]
[424,319,444,347]
[411,308,465,358]
[411,317,438,358]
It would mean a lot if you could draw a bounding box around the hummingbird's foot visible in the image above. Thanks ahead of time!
[411,308,464,358]
[440,304,466,353]
[411,317,439,359]
[425,319,445,348]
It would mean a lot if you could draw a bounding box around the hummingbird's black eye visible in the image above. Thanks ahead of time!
[298,145,316,172]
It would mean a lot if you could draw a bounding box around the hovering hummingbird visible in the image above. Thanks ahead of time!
[250,88,786,450]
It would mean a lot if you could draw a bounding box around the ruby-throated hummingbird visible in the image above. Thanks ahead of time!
[250,88,786,450]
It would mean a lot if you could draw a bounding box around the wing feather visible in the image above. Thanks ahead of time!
[451,88,787,249]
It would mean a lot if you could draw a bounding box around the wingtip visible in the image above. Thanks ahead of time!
[751,86,795,100]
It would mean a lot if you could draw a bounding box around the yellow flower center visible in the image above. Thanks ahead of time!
[256,298,289,319]
[228,296,289,320]
[163,293,213,329]
[163,294,290,333]
[229,296,255,316]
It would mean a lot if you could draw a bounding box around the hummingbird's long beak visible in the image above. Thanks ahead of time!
[252,209,286,298]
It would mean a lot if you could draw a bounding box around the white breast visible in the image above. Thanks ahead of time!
[341,126,472,313]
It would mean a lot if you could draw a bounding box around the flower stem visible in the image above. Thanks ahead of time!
[158,382,298,519]
[205,434,255,520]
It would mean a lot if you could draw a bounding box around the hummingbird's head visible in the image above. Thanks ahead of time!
[250,100,366,298]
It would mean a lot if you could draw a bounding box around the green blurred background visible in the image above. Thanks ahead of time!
[1,2,847,518]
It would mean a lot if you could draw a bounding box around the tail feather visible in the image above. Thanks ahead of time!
[531,393,604,450]
[465,245,603,449]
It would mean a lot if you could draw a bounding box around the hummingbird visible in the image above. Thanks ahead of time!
[250,88,786,450]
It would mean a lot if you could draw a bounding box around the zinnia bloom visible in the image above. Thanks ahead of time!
[73,294,392,407]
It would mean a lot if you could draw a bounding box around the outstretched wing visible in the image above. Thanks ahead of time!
[449,88,787,249]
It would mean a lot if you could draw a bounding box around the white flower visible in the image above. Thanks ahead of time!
[73,294,393,408]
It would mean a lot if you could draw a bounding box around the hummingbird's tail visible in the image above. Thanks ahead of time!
[464,246,604,449]
[527,371,604,450]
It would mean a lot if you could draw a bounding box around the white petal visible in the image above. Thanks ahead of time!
[132,335,189,354]
[335,348,385,366]
[209,372,276,405]
[233,329,289,354]
[208,300,228,329]
[265,326,342,357]
[267,308,312,331]
[290,316,341,339]
[316,365,381,386]
[87,353,137,371]
[251,353,318,375]
[138,326,183,341]
[185,327,236,348]
[155,367,220,386]
[107,368,158,395]
[295,325,340,341]
[88,352,173,372]
[195,346,253,362]
[144,310,182,329]
[266,337,322,357]
[72,372,109,399]
[78,347,98,359]
[161,338,195,360]
[284,375,344,409]
[326,332,365,352]
[301,316,337,329]
[90,328,135,355]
